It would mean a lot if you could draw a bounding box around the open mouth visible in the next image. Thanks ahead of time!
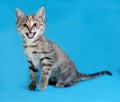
[25,32,36,39]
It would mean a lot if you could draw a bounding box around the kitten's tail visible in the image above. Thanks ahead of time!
[78,70,112,81]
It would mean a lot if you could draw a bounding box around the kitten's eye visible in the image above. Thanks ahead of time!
[23,23,27,27]
[33,23,38,27]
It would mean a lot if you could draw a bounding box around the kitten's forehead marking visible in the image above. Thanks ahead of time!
[26,15,33,21]
[26,15,34,30]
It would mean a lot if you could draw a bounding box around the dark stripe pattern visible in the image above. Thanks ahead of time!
[40,57,53,67]
[40,57,52,62]
[28,61,38,72]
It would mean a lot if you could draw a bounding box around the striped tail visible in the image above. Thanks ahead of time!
[78,70,112,81]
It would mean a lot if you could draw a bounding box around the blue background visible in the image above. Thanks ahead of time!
[0,0,120,102]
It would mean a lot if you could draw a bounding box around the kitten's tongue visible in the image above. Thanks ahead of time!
[28,33,34,38]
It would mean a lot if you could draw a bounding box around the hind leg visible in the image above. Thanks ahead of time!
[55,66,80,88]
[56,74,80,88]
[56,80,65,88]
[56,75,76,88]
[56,79,75,88]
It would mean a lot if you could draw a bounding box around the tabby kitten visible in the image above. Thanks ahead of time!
[15,7,112,91]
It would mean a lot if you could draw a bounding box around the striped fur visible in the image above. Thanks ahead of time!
[16,7,112,91]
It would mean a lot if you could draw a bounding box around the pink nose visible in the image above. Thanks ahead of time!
[28,26,33,31]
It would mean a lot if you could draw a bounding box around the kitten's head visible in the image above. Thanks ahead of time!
[15,7,45,42]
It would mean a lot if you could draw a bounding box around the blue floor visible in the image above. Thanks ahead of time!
[0,0,120,102]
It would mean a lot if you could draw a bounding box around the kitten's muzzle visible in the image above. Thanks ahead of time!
[25,32,36,39]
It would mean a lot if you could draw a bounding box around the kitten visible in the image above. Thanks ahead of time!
[15,7,112,91]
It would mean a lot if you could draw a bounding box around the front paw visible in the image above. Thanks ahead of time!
[28,83,36,90]
[40,78,47,91]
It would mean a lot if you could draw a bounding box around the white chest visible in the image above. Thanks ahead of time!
[24,48,40,69]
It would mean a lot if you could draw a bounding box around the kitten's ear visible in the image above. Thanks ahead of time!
[15,8,24,21]
[35,7,45,21]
